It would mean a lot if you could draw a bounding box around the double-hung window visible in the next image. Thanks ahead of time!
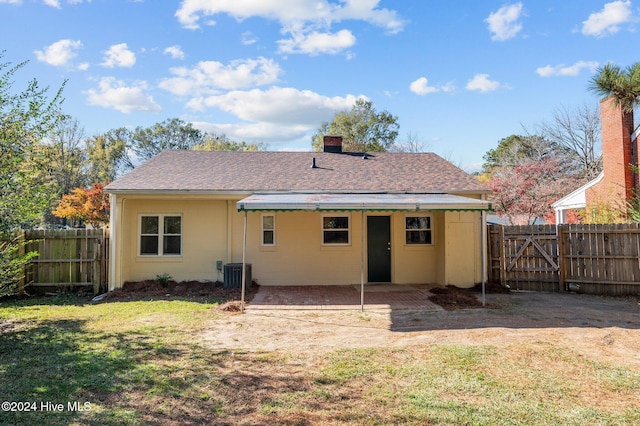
[322,215,350,245]
[405,215,432,245]
[139,215,182,256]
[261,214,275,246]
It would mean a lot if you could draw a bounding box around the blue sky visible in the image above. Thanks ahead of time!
[2,1,639,171]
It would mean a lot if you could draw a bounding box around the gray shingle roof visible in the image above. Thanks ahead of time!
[105,150,488,194]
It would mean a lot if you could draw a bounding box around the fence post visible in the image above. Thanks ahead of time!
[18,230,26,296]
[499,225,506,286]
[93,238,100,295]
[558,224,566,292]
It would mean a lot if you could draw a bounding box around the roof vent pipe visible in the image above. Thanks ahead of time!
[311,157,318,168]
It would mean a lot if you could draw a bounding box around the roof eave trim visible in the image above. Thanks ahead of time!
[105,189,254,196]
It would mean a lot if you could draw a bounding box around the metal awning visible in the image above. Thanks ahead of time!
[237,192,492,212]
[236,192,490,313]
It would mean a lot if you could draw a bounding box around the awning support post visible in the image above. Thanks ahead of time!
[241,210,247,313]
[481,197,487,306]
[360,210,365,312]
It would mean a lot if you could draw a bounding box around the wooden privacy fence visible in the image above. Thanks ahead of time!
[488,223,640,295]
[18,229,110,295]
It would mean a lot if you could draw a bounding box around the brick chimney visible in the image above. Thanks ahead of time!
[323,135,343,153]
[586,96,638,210]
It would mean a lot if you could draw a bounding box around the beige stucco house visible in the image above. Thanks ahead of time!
[105,137,491,291]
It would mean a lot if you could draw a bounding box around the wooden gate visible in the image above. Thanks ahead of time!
[488,224,560,291]
[21,229,110,295]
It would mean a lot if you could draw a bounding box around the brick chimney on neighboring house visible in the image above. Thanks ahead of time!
[586,96,638,211]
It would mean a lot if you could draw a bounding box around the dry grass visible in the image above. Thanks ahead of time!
[1,292,639,425]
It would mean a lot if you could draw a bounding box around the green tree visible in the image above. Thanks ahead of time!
[482,134,566,175]
[44,115,89,195]
[85,129,129,183]
[129,118,204,164]
[311,99,399,152]
[589,62,640,112]
[0,55,65,232]
[193,132,266,151]
[0,53,65,295]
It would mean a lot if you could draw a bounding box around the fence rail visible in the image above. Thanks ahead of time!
[488,223,640,295]
[17,229,110,295]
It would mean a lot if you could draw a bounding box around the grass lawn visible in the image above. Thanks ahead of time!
[1,294,639,425]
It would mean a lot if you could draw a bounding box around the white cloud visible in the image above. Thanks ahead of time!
[101,43,136,68]
[40,0,91,6]
[85,77,161,114]
[582,0,632,37]
[241,31,257,45]
[186,87,362,145]
[536,61,599,77]
[0,0,22,4]
[485,3,524,41]
[164,45,185,60]
[159,57,282,96]
[77,62,90,71]
[194,121,312,144]
[409,77,445,96]
[175,0,405,32]
[174,0,405,55]
[465,74,504,92]
[278,29,356,55]
[34,39,82,66]
[186,86,360,126]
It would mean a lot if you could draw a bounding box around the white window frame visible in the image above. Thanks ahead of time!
[404,214,433,245]
[138,214,183,256]
[321,214,351,245]
[261,213,276,246]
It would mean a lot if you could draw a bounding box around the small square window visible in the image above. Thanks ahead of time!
[323,215,350,245]
[405,215,432,245]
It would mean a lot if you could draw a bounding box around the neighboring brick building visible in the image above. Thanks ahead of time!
[585,96,639,211]
[554,97,639,223]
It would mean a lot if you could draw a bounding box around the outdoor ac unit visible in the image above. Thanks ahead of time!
[223,263,251,289]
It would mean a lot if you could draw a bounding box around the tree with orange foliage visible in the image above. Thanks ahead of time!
[53,183,110,228]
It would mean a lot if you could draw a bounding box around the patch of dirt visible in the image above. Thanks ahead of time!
[98,280,640,369]
[201,288,640,370]
[428,283,511,310]
[428,285,486,310]
[104,280,259,303]
[0,319,28,335]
